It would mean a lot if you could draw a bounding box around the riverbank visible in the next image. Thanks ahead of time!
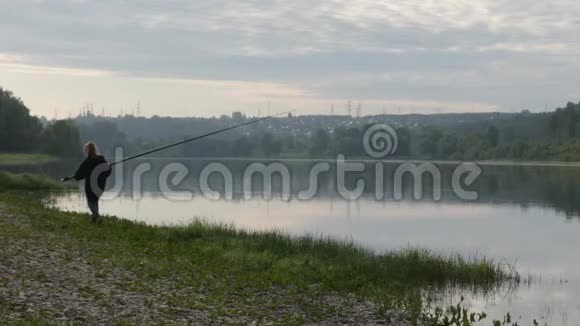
[0,153,58,166]
[0,190,517,325]
[0,171,72,192]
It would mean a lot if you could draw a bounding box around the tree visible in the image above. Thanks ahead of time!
[549,104,579,139]
[332,127,363,156]
[510,141,529,158]
[0,87,43,152]
[232,135,254,157]
[419,127,443,157]
[79,121,128,156]
[438,133,459,158]
[40,120,82,157]
[260,132,282,157]
[310,129,330,155]
[502,126,516,143]
[395,127,411,156]
[486,126,499,147]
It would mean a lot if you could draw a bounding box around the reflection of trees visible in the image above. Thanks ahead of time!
[149,162,580,219]
[22,159,580,220]
[215,163,580,220]
[474,165,580,219]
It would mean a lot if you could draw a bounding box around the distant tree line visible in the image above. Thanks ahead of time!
[222,101,580,161]
[6,85,580,162]
[406,102,580,161]
[72,101,580,161]
[0,88,81,157]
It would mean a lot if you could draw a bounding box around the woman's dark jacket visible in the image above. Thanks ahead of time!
[73,155,112,200]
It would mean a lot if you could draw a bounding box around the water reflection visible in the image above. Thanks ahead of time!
[117,159,580,220]
[10,158,580,219]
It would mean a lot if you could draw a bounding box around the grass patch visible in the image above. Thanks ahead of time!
[0,153,58,166]
[0,171,72,191]
[0,192,518,322]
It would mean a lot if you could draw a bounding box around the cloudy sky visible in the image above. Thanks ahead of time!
[1,0,580,118]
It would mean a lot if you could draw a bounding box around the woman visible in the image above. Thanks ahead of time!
[63,142,112,224]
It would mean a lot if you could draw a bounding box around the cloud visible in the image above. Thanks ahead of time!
[0,52,110,77]
[129,75,309,99]
[2,0,580,115]
[476,42,579,54]
[0,53,23,62]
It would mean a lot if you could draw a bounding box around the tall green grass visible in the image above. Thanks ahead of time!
[157,220,513,288]
[0,153,58,166]
[0,171,69,191]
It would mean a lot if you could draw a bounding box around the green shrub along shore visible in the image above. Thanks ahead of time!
[0,153,59,166]
[0,172,522,325]
[0,171,71,192]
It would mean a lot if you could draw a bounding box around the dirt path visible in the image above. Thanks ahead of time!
[0,202,411,325]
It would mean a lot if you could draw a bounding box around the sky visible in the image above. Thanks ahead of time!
[1,0,580,118]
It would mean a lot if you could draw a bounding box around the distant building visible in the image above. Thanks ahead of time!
[232,111,245,121]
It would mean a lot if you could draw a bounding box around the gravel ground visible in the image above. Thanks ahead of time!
[0,203,413,325]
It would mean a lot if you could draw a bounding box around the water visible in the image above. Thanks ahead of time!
[15,158,580,324]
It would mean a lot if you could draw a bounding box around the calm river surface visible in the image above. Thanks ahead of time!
[14,158,580,324]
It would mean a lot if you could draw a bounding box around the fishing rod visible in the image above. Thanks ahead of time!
[110,111,291,166]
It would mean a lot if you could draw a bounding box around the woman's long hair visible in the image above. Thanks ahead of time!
[84,142,100,157]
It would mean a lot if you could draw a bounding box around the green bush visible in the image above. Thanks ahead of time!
[0,171,69,191]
